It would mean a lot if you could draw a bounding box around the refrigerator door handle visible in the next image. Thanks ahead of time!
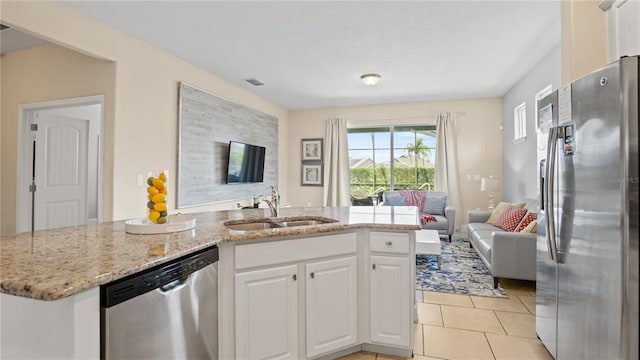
[545,127,559,262]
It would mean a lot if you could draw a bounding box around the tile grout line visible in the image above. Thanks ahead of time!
[494,309,509,336]
[420,323,425,356]
[483,331,498,360]
[514,294,535,315]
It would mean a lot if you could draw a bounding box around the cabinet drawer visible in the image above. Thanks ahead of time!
[370,232,409,254]
[235,233,356,270]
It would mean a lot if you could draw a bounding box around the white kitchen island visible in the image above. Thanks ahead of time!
[0,206,419,359]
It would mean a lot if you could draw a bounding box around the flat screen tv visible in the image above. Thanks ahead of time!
[226,141,266,184]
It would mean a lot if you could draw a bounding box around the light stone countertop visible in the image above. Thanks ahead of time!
[0,206,419,301]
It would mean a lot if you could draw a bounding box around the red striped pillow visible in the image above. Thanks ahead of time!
[494,205,528,232]
[515,211,537,232]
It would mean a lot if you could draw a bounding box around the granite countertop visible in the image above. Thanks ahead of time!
[0,206,419,301]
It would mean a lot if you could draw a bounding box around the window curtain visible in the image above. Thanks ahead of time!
[323,118,351,206]
[435,113,463,229]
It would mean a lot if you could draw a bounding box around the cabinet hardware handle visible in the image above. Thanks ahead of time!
[385,241,393,246]
[372,264,376,270]
[310,272,315,279]
[292,274,297,281]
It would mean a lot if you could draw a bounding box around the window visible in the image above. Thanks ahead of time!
[347,125,436,199]
[513,102,527,141]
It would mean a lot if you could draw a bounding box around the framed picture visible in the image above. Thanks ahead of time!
[301,163,323,186]
[301,138,323,162]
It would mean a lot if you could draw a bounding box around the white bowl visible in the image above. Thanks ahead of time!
[125,215,196,234]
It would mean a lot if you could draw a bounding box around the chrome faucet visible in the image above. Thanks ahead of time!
[262,186,280,217]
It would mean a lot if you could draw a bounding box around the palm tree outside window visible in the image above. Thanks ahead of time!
[347,125,436,201]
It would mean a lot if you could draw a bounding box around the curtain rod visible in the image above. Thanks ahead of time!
[429,111,466,117]
[346,111,466,125]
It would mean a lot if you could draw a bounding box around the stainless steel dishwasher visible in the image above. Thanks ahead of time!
[101,246,218,359]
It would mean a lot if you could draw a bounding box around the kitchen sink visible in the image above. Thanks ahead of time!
[276,220,330,227]
[224,217,337,231]
[224,221,282,231]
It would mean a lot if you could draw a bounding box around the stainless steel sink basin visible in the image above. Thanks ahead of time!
[224,222,281,231]
[224,217,337,231]
[276,220,329,227]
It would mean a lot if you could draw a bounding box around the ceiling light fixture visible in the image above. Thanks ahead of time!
[360,73,381,86]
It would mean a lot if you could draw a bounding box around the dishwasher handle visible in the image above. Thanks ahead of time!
[159,275,190,293]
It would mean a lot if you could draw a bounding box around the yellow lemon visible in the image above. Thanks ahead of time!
[159,172,167,182]
[147,186,159,196]
[154,202,167,212]
[148,210,160,223]
[151,193,165,203]
[152,178,165,190]
[160,188,167,195]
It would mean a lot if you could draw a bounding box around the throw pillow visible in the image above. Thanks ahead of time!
[385,196,406,206]
[494,205,528,232]
[486,201,526,225]
[515,211,537,232]
[521,220,537,233]
[423,192,447,215]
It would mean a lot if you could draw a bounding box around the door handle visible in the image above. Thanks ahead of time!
[545,127,559,263]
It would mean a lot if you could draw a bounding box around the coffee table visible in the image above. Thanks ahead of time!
[416,229,442,269]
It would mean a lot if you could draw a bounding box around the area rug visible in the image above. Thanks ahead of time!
[416,237,507,298]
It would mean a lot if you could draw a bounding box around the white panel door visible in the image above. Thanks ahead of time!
[235,265,298,360]
[369,255,411,347]
[33,115,89,231]
[305,256,358,357]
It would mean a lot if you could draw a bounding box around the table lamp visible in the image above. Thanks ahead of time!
[480,177,502,210]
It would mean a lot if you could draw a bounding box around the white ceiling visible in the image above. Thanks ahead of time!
[55,1,559,110]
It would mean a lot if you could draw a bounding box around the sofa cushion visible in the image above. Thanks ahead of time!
[421,215,448,230]
[467,222,502,233]
[494,206,528,232]
[424,192,447,215]
[515,211,537,232]
[486,201,525,225]
[385,196,406,206]
[471,230,493,261]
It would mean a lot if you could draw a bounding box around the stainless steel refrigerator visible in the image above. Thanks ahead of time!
[536,55,638,360]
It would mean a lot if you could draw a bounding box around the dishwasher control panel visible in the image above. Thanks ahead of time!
[101,245,218,308]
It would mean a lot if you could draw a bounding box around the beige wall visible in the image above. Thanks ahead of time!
[1,44,116,235]
[561,0,607,84]
[288,98,504,226]
[1,1,288,234]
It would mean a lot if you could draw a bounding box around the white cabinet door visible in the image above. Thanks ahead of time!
[306,256,358,357]
[369,255,411,347]
[614,0,640,58]
[235,265,298,360]
[604,0,640,62]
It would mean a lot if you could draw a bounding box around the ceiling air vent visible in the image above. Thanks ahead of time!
[245,78,264,86]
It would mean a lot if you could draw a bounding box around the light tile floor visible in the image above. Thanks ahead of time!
[339,279,553,360]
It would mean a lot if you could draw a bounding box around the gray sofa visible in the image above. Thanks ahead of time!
[381,190,455,242]
[466,199,537,288]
